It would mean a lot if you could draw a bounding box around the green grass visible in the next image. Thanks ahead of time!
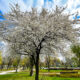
[0,72,34,80]
[0,71,80,80]
[0,70,80,80]
[40,69,63,72]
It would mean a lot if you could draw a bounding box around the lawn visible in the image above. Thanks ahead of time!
[39,69,63,73]
[0,70,80,80]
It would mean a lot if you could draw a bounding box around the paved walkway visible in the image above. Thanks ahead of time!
[0,69,21,75]
[0,69,60,75]
[39,72,60,75]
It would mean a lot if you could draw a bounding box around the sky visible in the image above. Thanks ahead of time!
[0,0,80,14]
[0,0,80,60]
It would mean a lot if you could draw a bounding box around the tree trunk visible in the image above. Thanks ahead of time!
[35,37,44,80]
[30,61,34,76]
[15,65,18,73]
[48,56,50,72]
[1,64,4,70]
[29,55,35,76]
[15,64,19,73]
[0,65,3,70]
[23,66,25,70]
[35,53,39,80]
[78,58,80,67]
[7,64,9,70]
[48,62,50,72]
[30,65,33,76]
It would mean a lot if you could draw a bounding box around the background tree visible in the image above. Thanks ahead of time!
[0,51,3,70]
[0,51,2,65]
[6,56,13,70]
[71,45,80,67]
[20,56,31,71]
[20,57,27,70]
[71,57,78,67]
[12,56,21,73]
[53,57,61,67]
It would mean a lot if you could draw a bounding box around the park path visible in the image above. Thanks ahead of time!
[39,72,60,75]
[0,69,21,75]
[0,69,60,75]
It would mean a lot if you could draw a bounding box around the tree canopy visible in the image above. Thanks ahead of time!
[0,4,80,80]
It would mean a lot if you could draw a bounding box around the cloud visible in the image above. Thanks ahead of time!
[16,0,27,12]
[66,0,80,14]
[35,0,44,11]
[0,0,80,16]
[22,0,33,11]
[44,0,54,10]
[0,0,27,13]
